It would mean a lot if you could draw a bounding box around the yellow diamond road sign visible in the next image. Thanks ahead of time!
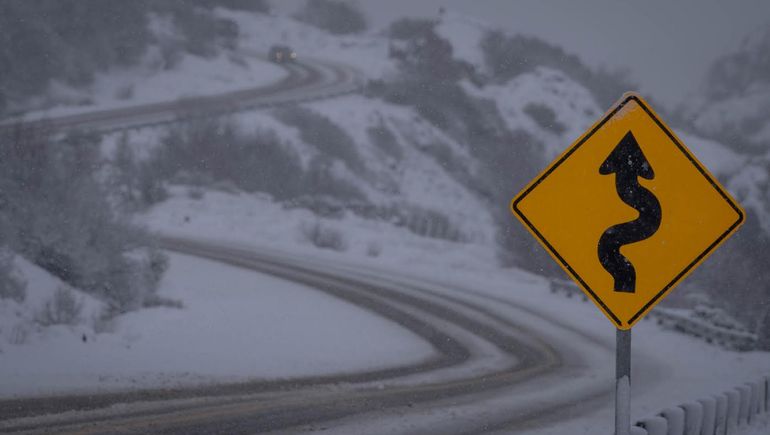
[511,92,745,330]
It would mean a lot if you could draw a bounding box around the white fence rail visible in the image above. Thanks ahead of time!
[632,376,769,435]
[548,278,758,351]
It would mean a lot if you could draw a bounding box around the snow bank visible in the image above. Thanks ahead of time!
[0,252,434,398]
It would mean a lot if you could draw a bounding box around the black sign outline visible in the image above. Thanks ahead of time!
[511,94,745,328]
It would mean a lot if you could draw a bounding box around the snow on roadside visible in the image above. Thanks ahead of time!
[140,196,770,435]
[462,67,601,159]
[9,49,287,123]
[139,186,497,273]
[219,9,395,80]
[282,245,770,435]
[435,10,490,70]
[138,182,770,430]
[0,252,434,399]
[738,415,770,435]
[0,256,104,354]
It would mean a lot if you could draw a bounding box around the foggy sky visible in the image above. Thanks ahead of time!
[277,0,770,109]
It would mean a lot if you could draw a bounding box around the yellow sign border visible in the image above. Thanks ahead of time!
[510,92,745,329]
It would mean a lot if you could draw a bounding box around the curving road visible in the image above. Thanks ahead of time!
[0,55,362,135]
[0,55,621,433]
[0,237,618,434]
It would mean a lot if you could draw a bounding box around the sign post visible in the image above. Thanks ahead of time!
[510,92,745,433]
[615,329,631,435]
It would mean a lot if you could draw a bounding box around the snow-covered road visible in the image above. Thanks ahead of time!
[0,54,362,135]
[2,237,769,434]
[0,237,614,434]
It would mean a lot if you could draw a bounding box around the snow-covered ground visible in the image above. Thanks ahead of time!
[139,186,497,274]
[220,9,395,80]
[138,188,770,433]
[0,251,434,399]
[7,47,287,123]
[1,6,768,433]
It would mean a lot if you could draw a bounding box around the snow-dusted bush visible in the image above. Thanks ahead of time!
[274,107,368,201]
[366,122,403,161]
[293,0,366,35]
[111,133,168,208]
[480,30,635,108]
[275,106,365,174]
[155,117,305,199]
[523,102,566,134]
[0,249,26,302]
[36,286,83,326]
[153,2,239,58]
[376,22,558,274]
[198,0,270,13]
[0,1,252,115]
[0,1,152,112]
[388,18,472,84]
[151,116,367,204]
[0,125,166,313]
[303,156,367,201]
[366,241,382,258]
[301,221,347,252]
[690,214,770,338]
[8,324,29,345]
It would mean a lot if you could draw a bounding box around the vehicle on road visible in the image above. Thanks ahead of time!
[269,45,297,63]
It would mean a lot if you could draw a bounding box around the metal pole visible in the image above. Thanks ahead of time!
[615,328,632,435]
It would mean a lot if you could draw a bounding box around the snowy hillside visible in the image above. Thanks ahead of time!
[80,7,770,311]
[1,0,768,385]
[2,6,770,434]
[679,24,770,234]
[683,26,770,153]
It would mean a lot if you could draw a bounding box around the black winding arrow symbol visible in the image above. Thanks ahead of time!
[597,131,661,293]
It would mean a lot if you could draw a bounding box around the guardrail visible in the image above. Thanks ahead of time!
[630,376,769,435]
[548,278,758,351]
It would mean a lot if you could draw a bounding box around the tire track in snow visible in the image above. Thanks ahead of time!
[0,237,614,434]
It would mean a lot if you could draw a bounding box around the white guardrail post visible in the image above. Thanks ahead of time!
[661,407,685,435]
[726,389,740,433]
[715,393,728,435]
[636,416,667,435]
[698,397,717,435]
[763,376,770,412]
[624,377,770,435]
[681,402,703,435]
[748,382,760,423]
[737,385,751,426]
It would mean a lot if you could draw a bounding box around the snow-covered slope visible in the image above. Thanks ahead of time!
[683,25,770,153]
[679,24,770,231]
[7,5,769,353]
[0,255,104,353]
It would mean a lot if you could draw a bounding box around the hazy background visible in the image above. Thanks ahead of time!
[277,0,770,108]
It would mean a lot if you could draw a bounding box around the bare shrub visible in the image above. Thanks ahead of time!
[367,121,403,161]
[36,286,83,326]
[0,249,26,302]
[114,85,134,100]
[111,133,168,208]
[274,106,365,174]
[0,126,166,312]
[480,30,636,107]
[142,294,183,309]
[155,117,304,200]
[9,324,29,345]
[523,102,566,134]
[293,0,366,35]
[187,186,204,200]
[301,221,347,251]
[366,241,382,257]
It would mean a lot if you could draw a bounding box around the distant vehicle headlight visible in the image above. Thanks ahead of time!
[290,52,297,59]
